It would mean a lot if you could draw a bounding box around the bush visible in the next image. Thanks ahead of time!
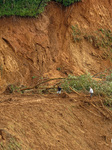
[61,73,112,107]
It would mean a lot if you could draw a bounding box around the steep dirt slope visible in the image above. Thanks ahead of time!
[0,0,112,91]
[0,93,112,150]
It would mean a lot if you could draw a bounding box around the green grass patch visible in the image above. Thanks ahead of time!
[0,0,81,17]
[0,137,22,150]
[0,0,50,17]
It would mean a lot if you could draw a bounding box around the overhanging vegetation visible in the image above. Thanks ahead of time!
[0,0,81,17]
[0,0,50,17]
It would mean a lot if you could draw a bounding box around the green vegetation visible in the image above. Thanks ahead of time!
[54,0,81,6]
[32,76,37,79]
[10,84,21,93]
[0,137,22,150]
[61,73,112,96]
[84,29,112,60]
[5,84,25,94]
[0,0,81,17]
[104,98,112,107]
[72,25,112,60]
[72,25,82,42]
[61,72,112,107]
[84,29,112,49]
[0,0,50,17]
[5,70,112,107]
[57,67,61,71]
[72,25,112,50]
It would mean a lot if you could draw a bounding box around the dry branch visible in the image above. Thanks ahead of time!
[91,103,110,119]
[20,77,78,92]
[69,86,80,95]
[80,105,102,118]
[20,78,65,91]
[99,98,112,117]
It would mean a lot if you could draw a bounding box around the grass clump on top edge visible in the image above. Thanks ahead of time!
[0,0,81,17]
[54,0,81,6]
[0,0,50,17]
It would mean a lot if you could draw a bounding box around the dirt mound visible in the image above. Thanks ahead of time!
[0,93,112,150]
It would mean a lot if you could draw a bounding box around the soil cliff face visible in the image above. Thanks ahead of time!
[0,0,112,90]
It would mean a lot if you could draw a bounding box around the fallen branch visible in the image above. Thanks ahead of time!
[99,98,112,117]
[20,77,79,92]
[69,86,80,95]
[91,103,110,119]
[80,105,102,118]
[20,78,65,91]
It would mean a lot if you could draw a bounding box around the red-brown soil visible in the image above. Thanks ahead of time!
[0,0,112,91]
[0,93,112,150]
[0,0,112,150]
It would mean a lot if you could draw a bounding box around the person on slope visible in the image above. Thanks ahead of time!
[57,86,61,94]
[89,87,94,98]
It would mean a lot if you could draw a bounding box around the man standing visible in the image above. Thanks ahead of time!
[57,86,61,94]
[89,87,94,98]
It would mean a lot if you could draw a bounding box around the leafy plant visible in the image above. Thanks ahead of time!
[57,67,61,71]
[61,73,112,106]
[105,73,112,81]
[71,25,82,42]
[32,76,37,79]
